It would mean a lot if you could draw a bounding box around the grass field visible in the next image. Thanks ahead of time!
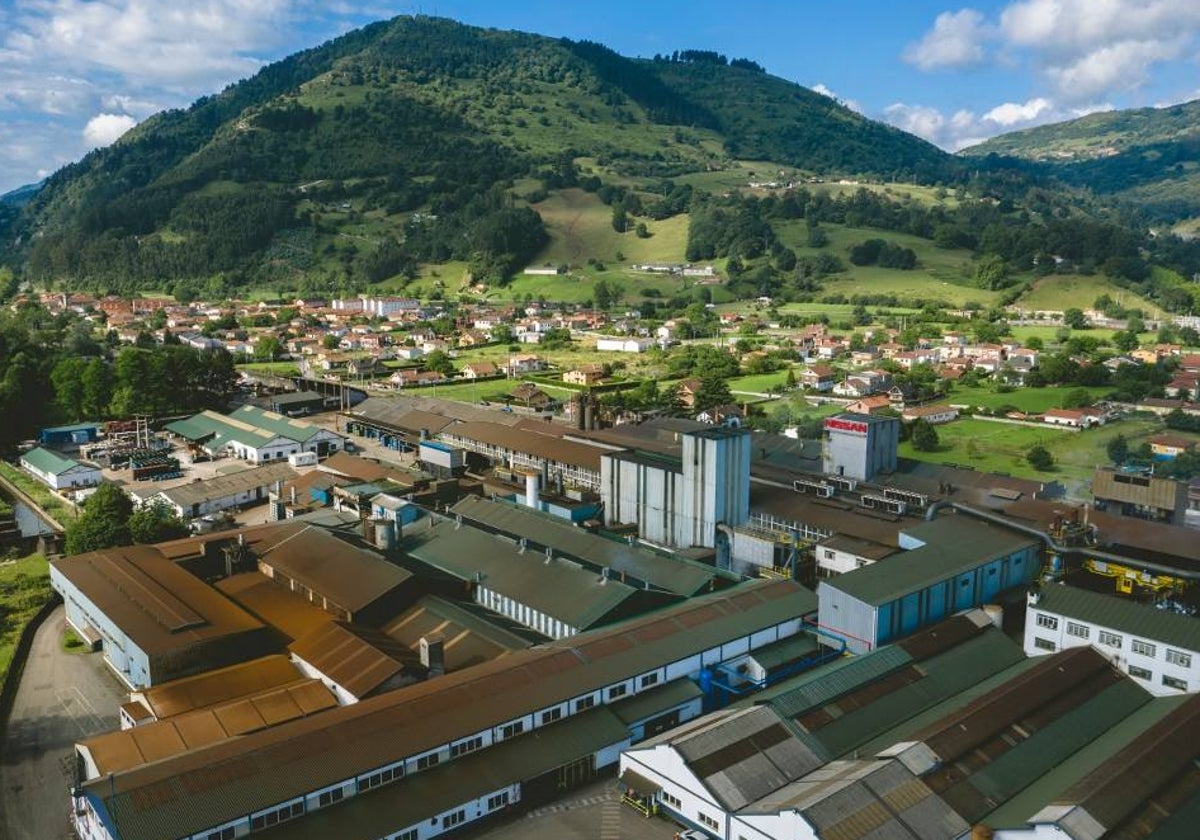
[530,188,690,267]
[899,414,1164,487]
[773,220,1000,308]
[238,362,302,377]
[1015,275,1164,318]
[728,369,796,394]
[0,462,75,523]
[946,384,1114,413]
[0,553,52,679]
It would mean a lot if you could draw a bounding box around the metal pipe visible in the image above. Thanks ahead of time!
[927,501,1200,581]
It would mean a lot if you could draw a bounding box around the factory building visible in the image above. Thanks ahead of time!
[1091,466,1188,524]
[439,421,610,490]
[166,406,345,464]
[817,515,1040,653]
[619,611,1200,840]
[136,461,297,520]
[72,580,818,840]
[1025,584,1200,695]
[19,446,102,491]
[821,413,899,481]
[600,427,751,549]
[50,545,275,688]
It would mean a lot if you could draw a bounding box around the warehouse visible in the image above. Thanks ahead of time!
[143,461,297,520]
[403,517,657,639]
[50,544,275,688]
[817,515,1040,652]
[439,421,612,491]
[38,422,101,448]
[19,446,102,491]
[72,579,817,840]
[166,406,345,463]
[449,495,722,597]
[266,391,328,417]
[1092,466,1188,524]
[619,630,1200,839]
[1025,584,1200,695]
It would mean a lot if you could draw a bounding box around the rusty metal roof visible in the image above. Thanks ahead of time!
[136,655,304,719]
[50,545,265,657]
[381,594,531,672]
[288,621,420,698]
[83,580,814,840]
[215,573,337,642]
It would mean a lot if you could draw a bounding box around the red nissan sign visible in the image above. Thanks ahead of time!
[825,418,868,435]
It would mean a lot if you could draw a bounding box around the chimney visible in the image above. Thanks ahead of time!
[419,634,445,678]
[525,472,539,508]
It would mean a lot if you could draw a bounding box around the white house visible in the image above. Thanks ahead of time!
[596,337,653,353]
[1024,585,1200,695]
[19,447,102,491]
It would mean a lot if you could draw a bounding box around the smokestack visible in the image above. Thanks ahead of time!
[419,634,445,678]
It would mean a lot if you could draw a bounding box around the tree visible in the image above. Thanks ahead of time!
[1063,308,1087,330]
[1061,388,1094,409]
[424,350,455,377]
[910,419,940,452]
[65,484,134,555]
[693,374,733,413]
[1112,330,1139,352]
[1026,445,1055,471]
[785,369,797,390]
[322,334,340,350]
[1025,336,1044,351]
[1106,433,1129,465]
[128,500,190,544]
[973,255,1010,290]
[254,336,282,361]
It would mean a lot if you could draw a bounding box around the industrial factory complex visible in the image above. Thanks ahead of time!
[31,393,1200,840]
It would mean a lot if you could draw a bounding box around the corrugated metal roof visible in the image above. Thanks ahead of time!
[138,655,303,719]
[404,519,643,631]
[83,580,815,840]
[450,495,716,596]
[755,646,913,721]
[157,461,297,508]
[1034,584,1200,653]
[748,632,821,672]
[230,405,336,443]
[20,446,92,476]
[825,516,1038,606]
[609,678,703,726]
[441,421,611,472]
[288,621,419,698]
[380,594,533,672]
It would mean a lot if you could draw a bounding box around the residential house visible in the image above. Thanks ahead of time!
[845,395,892,415]
[1043,407,1107,428]
[346,357,383,378]
[1166,372,1199,398]
[563,364,605,386]
[677,377,703,408]
[596,337,653,353]
[393,346,425,361]
[461,361,499,380]
[888,383,917,407]
[901,404,959,425]
[800,365,837,392]
[509,382,556,410]
[892,349,937,370]
[695,403,744,427]
[1150,434,1196,460]
[503,354,545,376]
[388,369,448,389]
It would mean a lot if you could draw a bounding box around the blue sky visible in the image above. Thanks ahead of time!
[2,0,1199,194]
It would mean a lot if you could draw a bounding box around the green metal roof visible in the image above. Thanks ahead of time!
[165,410,277,449]
[232,404,328,443]
[749,632,822,672]
[826,516,1038,606]
[20,446,89,476]
[751,645,913,720]
[1034,584,1200,653]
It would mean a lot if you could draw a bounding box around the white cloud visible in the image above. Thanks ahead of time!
[903,9,990,70]
[83,112,137,147]
[1045,37,1189,100]
[811,83,864,114]
[884,96,1110,151]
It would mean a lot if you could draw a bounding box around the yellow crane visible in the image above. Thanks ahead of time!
[1084,558,1189,597]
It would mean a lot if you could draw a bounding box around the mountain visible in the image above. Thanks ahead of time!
[0,181,42,207]
[962,100,1200,225]
[3,15,956,293]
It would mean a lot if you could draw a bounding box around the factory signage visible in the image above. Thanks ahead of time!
[825,418,869,436]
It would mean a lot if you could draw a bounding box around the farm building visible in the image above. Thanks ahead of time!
[19,446,102,491]
[596,337,653,353]
[1043,407,1106,428]
[50,544,275,689]
[900,403,959,424]
[817,515,1040,653]
[1025,584,1200,695]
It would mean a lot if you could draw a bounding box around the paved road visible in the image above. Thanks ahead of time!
[468,779,681,840]
[0,605,127,840]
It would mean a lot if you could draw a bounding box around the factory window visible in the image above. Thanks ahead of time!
[699,813,720,831]
[442,809,467,828]
[1166,649,1192,668]
[1162,675,1188,691]
[450,736,484,757]
[358,766,399,791]
[640,672,660,689]
[541,707,563,725]
[487,792,510,811]
[1034,637,1056,652]
[576,695,596,712]
[1131,640,1156,657]
[500,721,525,739]
[1129,666,1152,680]
[1099,631,1123,649]
[317,788,344,808]
[391,831,418,840]
[660,791,681,809]
[416,752,440,771]
[608,684,628,700]
[205,829,235,840]
[250,802,304,830]
[1066,622,1090,639]
[824,549,835,560]
[1035,614,1058,630]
